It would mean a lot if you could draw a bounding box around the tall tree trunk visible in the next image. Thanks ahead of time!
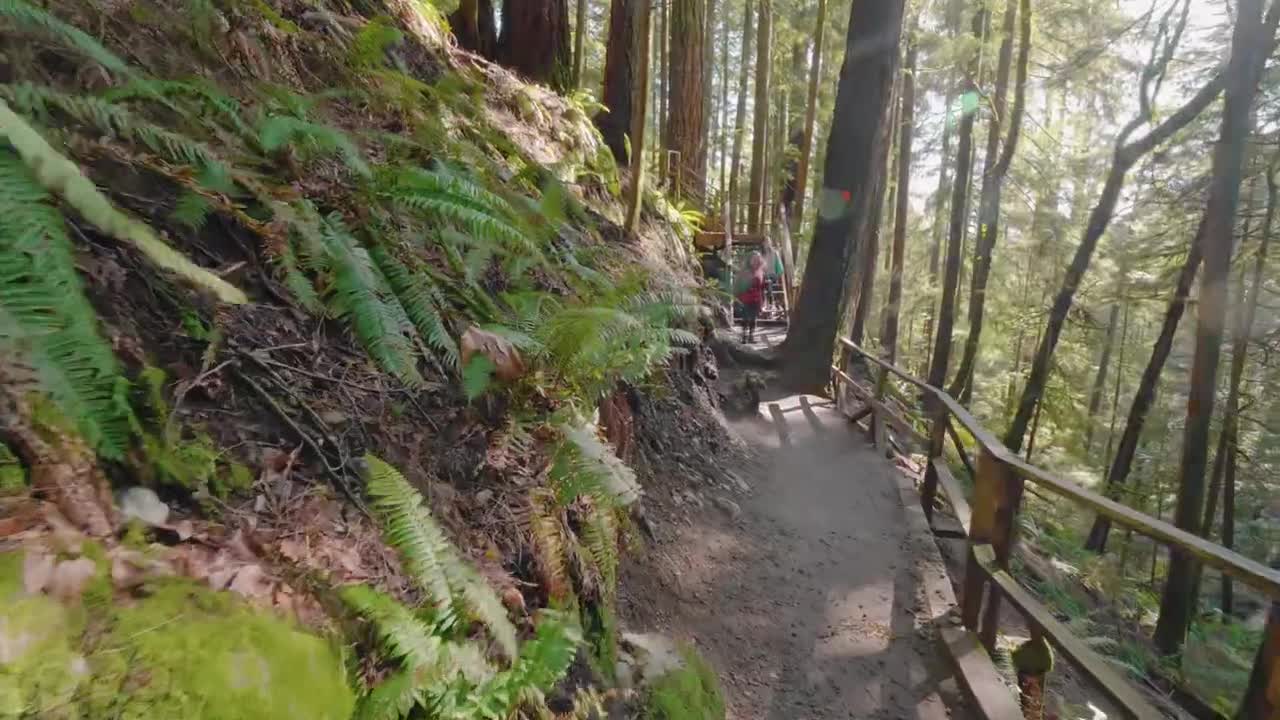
[793,0,827,237]
[658,0,668,175]
[1225,162,1276,615]
[718,8,730,193]
[572,0,588,87]
[1084,304,1121,452]
[728,0,754,226]
[597,0,646,163]
[881,30,916,364]
[449,0,499,57]
[746,0,772,232]
[781,0,905,390]
[1153,0,1276,656]
[622,0,652,235]
[1084,225,1204,553]
[701,0,718,187]
[949,0,1031,403]
[926,5,985,391]
[1102,300,1131,464]
[499,0,573,91]
[1003,40,1227,453]
[665,0,707,198]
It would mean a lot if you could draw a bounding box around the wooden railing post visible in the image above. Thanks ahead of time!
[1239,600,1280,719]
[873,364,891,456]
[920,395,945,524]
[964,448,1024,651]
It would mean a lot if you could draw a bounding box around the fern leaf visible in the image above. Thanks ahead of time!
[0,0,131,74]
[258,115,371,177]
[457,611,581,720]
[354,668,420,720]
[549,421,640,508]
[368,243,460,371]
[170,190,212,230]
[0,151,132,458]
[0,99,247,304]
[579,502,619,602]
[362,454,518,660]
[319,215,423,386]
[527,488,573,601]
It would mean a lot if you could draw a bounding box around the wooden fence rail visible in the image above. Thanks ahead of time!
[832,338,1280,720]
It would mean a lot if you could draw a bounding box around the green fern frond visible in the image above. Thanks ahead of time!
[0,0,131,74]
[0,151,133,458]
[548,420,640,508]
[350,16,403,70]
[258,114,371,177]
[319,215,423,386]
[392,194,537,257]
[4,84,231,181]
[362,454,518,660]
[397,168,518,219]
[353,668,420,720]
[579,502,619,601]
[368,243,460,371]
[0,100,247,303]
[457,610,581,720]
[170,190,212,230]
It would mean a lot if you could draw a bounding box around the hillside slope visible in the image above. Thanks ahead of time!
[0,0,739,716]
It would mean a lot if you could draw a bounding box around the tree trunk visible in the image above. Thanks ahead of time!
[658,0,668,173]
[1101,300,1131,464]
[926,5,985,391]
[572,0,588,87]
[664,0,707,198]
[949,0,1031,403]
[499,0,573,91]
[1084,304,1121,453]
[622,0,652,235]
[1084,226,1204,553]
[792,0,827,237]
[881,31,916,364]
[1153,0,1275,656]
[746,0,771,232]
[449,0,498,57]
[781,0,905,390]
[701,0,718,187]
[1003,71,1228,454]
[728,0,753,226]
[597,0,647,163]
[718,8,730,192]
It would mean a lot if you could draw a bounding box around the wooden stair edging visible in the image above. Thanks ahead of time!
[888,451,1023,720]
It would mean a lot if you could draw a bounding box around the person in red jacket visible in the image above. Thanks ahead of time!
[736,251,766,344]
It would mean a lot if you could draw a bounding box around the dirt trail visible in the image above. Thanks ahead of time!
[622,388,972,719]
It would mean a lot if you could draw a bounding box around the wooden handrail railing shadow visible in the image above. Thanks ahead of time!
[832,338,1280,720]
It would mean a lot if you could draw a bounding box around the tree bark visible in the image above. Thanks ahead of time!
[781,0,905,390]
[1084,226,1203,553]
[622,0,652,235]
[746,0,772,232]
[717,8,730,193]
[658,0,668,173]
[1084,304,1121,453]
[499,0,573,91]
[881,31,916,364]
[1003,71,1227,453]
[792,0,827,237]
[949,0,1031,403]
[449,0,498,57]
[728,0,753,226]
[1153,0,1276,656]
[572,0,588,87]
[926,5,985,391]
[597,0,646,163]
[664,0,707,198]
[701,0,718,186]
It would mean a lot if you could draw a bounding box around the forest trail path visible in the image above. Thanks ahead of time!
[622,382,973,719]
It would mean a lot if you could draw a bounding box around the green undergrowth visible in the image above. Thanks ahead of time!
[643,646,725,720]
[0,550,355,720]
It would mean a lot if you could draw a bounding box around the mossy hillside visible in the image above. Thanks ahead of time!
[0,551,355,720]
[643,646,726,720]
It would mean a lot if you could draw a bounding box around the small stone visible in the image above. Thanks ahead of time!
[117,486,169,526]
[475,489,494,506]
[713,496,742,520]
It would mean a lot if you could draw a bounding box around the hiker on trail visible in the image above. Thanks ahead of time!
[736,251,766,344]
[761,240,784,312]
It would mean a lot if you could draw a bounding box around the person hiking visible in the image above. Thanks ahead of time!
[735,251,766,344]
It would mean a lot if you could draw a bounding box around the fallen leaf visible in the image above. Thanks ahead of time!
[227,564,272,601]
[460,326,525,382]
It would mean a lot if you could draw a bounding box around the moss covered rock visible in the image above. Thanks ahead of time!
[0,550,355,720]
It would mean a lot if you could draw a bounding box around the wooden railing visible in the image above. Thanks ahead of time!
[832,338,1280,720]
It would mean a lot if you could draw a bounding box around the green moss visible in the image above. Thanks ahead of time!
[0,443,24,495]
[0,593,87,719]
[84,580,355,720]
[644,646,725,720]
